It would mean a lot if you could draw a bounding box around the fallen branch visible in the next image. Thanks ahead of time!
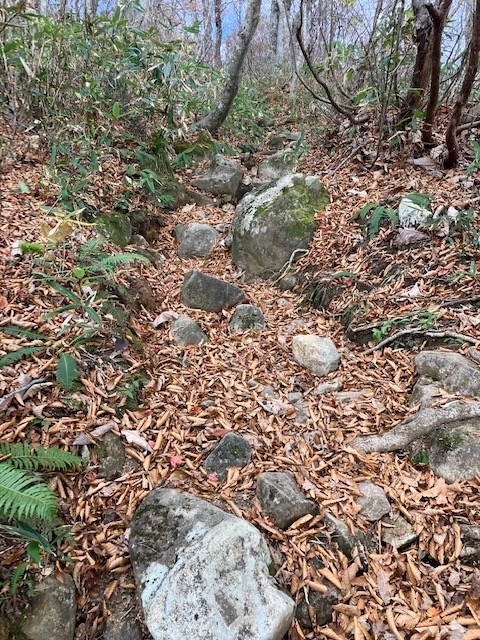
[352,400,480,452]
[365,328,479,355]
[0,377,47,409]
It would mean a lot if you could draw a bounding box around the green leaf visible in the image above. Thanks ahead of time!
[0,346,45,368]
[17,181,31,193]
[56,353,78,391]
[72,267,85,280]
[27,540,41,564]
[47,281,81,304]
[84,305,103,325]
[44,303,81,319]
[112,102,121,119]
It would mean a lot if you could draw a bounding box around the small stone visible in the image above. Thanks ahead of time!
[204,432,252,481]
[229,304,266,333]
[172,316,208,346]
[382,515,418,550]
[322,512,367,565]
[277,274,297,291]
[256,471,317,530]
[259,385,277,398]
[357,481,391,521]
[180,269,245,312]
[292,335,340,377]
[296,588,341,629]
[314,378,342,396]
[176,222,219,259]
[97,432,126,481]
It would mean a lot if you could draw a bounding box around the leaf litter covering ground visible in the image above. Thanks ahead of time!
[0,123,479,639]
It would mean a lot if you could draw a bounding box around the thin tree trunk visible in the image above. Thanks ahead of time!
[214,0,222,68]
[445,0,480,167]
[196,0,262,134]
[421,0,454,143]
[399,0,434,125]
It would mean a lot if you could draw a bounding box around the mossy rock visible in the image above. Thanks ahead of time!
[96,212,132,248]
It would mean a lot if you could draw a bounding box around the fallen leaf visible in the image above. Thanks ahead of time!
[121,429,153,453]
[0,295,8,309]
[169,455,184,469]
[393,228,430,246]
[153,311,179,327]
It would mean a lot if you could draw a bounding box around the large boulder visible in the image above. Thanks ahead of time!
[230,173,329,280]
[129,488,295,640]
[414,350,480,399]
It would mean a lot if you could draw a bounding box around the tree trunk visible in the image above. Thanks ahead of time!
[445,0,480,167]
[214,0,222,68]
[421,0,454,144]
[399,0,434,125]
[196,0,262,134]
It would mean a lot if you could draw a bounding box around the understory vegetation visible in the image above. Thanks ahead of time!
[1,0,480,636]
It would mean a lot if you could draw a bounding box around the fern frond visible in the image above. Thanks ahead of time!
[0,346,45,368]
[0,443,82,471]
[0,464,58,522]
[76,237,108,262]
[89,252,149,273]
[0,326,49,341]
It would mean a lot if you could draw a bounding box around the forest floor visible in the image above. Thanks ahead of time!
[1,119,480,640]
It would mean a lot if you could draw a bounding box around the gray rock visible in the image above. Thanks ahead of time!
[268,133,300,151]
[256,471,317,530]
[296,588,341,629]
[97,432,126,480]
[129,488,295,640]
[193,154,244,196]
[104,611,143,640]
[287,392,309,424]
[322,512,364,560]
[180,269,245,312]
[459,525,480,565]
[229,304,266,333]
[426,421,480,483]
[260,386,277,398]
[314,378,342,396]
[176,222,219,259]
[257,150,298,182]
[276,274,297,291]
[172,316,208,346]
[356,481,391,521]
[20,575,76,640]
[230,173,329,280]
[414,350,480,398]
[382,515,417,550]
[292,335,340,377]
[204,432,252,481]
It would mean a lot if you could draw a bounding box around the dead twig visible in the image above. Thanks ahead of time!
[364,328,479,355]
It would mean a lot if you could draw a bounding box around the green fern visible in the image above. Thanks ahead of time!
[0,443,82,471]
[0,326,49,341]
[88,252,149,273]
[0,445,82,523]
[0,346,46,368]
[0,464,58,522]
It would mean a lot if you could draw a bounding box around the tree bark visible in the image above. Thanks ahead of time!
[213,0,222,68]
[399,0,434,125]
[445,0,480,167]
[421,0,454,144]
[196,0,262,134]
